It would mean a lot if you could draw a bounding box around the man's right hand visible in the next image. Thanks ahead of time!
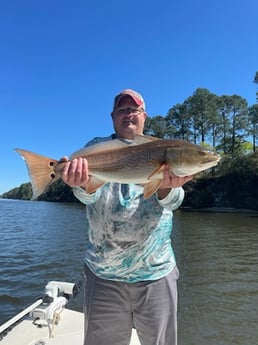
[60,157,89,188]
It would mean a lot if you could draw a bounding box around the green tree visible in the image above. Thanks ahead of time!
[216,96,231,153]
[254,71,258,102]
[144,115,172,138]
[2,182,32,200]
[216,95,248,154]
[209,95,225,148]
[184,88,218,144]
[248,104,258,152]
[166,103,192,140]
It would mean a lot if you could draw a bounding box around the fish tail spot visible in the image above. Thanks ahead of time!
[50,173,56,179]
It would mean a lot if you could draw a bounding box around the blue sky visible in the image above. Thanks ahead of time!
[1,0,258,195]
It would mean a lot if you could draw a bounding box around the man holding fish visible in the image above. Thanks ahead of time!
[61,89,193,345]
[16,88,219,344]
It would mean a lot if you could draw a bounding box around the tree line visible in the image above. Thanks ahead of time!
[144,85,258,155]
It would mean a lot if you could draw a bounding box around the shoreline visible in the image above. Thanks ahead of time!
[180,207,258,214]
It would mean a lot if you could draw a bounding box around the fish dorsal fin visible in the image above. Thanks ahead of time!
[71,135,159,159]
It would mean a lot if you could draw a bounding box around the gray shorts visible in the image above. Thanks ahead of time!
[83,264,179,345]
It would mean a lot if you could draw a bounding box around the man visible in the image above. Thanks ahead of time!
[61,89,192,345]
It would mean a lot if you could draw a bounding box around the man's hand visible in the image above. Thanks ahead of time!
[157,165,193,199]
[60,157,89,188]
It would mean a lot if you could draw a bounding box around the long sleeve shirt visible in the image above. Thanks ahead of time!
[73,135,185,283]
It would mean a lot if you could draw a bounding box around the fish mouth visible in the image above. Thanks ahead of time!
[199,150,220,163]
[202,156,220,164]
[207,154,220,163]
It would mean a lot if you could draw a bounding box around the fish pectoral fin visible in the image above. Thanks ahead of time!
[85,176,107,194]
[15,148,60,199]
[143,164,166,199]
[148,164,166,179]
[143,179,162,199]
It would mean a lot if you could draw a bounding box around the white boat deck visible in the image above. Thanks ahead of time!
[0,309,141,345]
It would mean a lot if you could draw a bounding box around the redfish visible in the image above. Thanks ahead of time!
[15,135,220,199]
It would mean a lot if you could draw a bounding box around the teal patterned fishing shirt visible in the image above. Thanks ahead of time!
[73,135,185,283]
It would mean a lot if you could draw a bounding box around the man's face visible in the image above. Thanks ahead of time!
[111,96,147,139]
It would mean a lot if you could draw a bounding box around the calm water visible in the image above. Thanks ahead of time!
[0,199,258,345]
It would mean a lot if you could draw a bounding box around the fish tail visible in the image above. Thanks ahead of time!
[15,149,61,199]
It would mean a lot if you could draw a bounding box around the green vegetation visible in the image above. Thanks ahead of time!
[2,73,258,210]
[144,87,258,155]
[2,180,78,203]
[183,153,258,210]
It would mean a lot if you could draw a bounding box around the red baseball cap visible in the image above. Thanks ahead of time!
[113,89,145,111]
